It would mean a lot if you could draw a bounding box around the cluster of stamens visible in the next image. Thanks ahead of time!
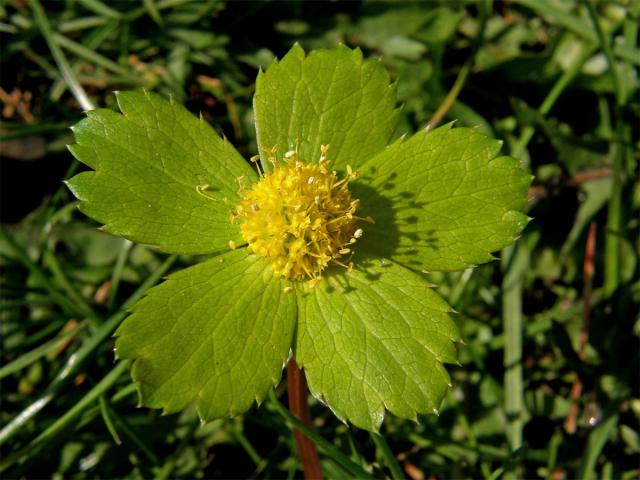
[231,145,371,285]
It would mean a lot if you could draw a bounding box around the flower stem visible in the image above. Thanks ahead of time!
[287,359,323,480]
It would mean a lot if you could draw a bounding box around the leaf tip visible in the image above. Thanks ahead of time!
[288,41,306,58]
[350,44,364,63]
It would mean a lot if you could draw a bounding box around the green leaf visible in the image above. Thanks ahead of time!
[354,124,531,271]
[351,5,461,58]
[253,43,399,172]
[61,46,532,434]
[115,248,296,420]
[295,258,460,431]
[66,90,255,255]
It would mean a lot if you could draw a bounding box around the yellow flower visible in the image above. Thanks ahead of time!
[66,44,530,432]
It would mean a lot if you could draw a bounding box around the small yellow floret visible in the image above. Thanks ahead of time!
[234,148,364,282]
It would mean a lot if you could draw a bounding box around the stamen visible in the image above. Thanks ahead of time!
[196,184,214,200]
[234,144,363,282]
[235,176,246,192]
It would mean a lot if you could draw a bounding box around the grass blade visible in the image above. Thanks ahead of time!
[107,239,133,310]
[50,21,119,101]
[42,249,99,322]
[26,0,95,110]
[106,405,160,464]
[0,226,86,318]
[0,255,177,445]
[501,241,529,478]
[0,361,130,472]
[53,33,140,80]
[76,0,122,19]
[142,0,164,26]
[578,413,620,480]
[370,432,404,480]
[513,0,597,44]
[99,395,122,445]
[0,326,82,380]
[428,0,490,128]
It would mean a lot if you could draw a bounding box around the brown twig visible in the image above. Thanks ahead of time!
[287,359,323,480]
[564,222,596,434]
[567,167,613,187]
[527,166,613,203]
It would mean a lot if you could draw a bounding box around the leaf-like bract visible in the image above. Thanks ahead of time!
[254,43,399,172]
[67,90,255,255]
[65,45,532,432]
[355,124,531,271]
[296,258,460,431]
[115,249,296,420]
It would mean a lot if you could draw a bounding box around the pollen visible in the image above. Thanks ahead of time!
[234,147,366,282]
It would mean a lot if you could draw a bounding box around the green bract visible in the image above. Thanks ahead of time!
[66,44,531,432]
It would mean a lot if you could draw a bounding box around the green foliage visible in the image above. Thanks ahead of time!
[1,0,638,479]
[116,249,295,419]
[358,124,531,271]
[254,43,399,172]
[67,91,255,255]
[296,259,460,431]
[65,44,528,432]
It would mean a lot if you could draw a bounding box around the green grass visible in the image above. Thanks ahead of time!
[1,0,638,478]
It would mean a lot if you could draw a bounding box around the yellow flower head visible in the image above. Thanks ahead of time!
[234,146,370,283]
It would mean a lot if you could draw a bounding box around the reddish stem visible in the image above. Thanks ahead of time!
[564,222,596,434]
[287,359,323,480]
[579,222,597,360]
